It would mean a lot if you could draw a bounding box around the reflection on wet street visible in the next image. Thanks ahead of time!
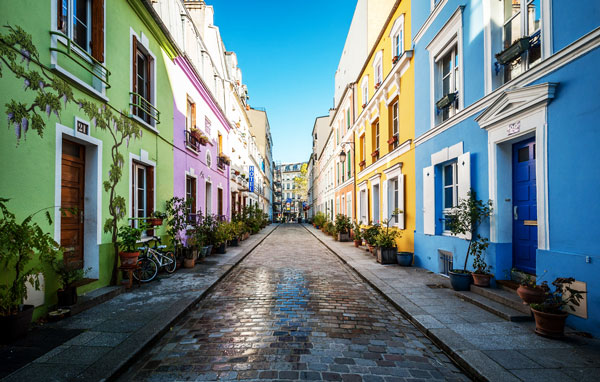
[120,224,468,381]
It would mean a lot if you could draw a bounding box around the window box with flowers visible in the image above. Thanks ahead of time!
[392,55,400,64]
[190,127,208,145]
[371,150,379,159]
[374,82,381,90]
[387,136,398,145]
[362,103,367,109]
[359,160,366,168]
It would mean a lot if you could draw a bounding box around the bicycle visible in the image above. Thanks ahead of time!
[133,236,177,283]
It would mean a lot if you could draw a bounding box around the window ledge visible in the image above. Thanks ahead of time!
[185,145,199,154]
[131,114,160,134]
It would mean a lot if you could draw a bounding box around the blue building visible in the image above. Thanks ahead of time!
[412,0,600,336]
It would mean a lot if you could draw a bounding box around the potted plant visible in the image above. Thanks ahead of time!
[352,221,363,247]
[0,199,59,342]
[471,238,493,287]
[117,224,143,268]
[148,210,166,227]
[183,247,196,268]
[387,136,398,145]
[515,271,548,304]
[313,212,326,229]
[165,197,192,259]
[190,127,202,140]
[445,190,493,291]
[334,214,352,242]
[375,219,400,264]
[363,224,381,254]
[359,159,366,168]
[51,258,90,307]
[530,278,584,338]
[214,222,229,254]
[371,150,379,158]
[392,55,400,64]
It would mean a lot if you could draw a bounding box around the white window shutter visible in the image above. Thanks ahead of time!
[423,166,435,235]
[457,152,471,240]
[382,180,388,223]
[398,174,405,229]
[457,152,471,202]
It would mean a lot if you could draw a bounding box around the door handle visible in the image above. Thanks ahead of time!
[513,206,518,220]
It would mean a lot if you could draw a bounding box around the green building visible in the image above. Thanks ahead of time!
[0,0,177,319]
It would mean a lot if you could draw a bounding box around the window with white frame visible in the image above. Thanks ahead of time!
[387,177,399,224]
[499,0,542,83]
[132,161,154,230]
[360,188,367,223]
[436,45,460,124]
[373,51,383,86]
[442,161,459,233]
[361,76,369,106]
[132,35,156,126]
[391,101,399,149]
[427,9,463,130]
[372,183,380,224]
[390,15,405,61]
[346,193,352,219]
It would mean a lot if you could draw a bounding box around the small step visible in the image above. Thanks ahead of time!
[454,290,533,322]
[69,286,124,316]
[470,284,531,315]
[496,279,520,292]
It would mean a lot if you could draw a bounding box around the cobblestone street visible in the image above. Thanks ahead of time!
[119,225,468,381]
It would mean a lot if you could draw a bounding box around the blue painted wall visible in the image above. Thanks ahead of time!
[412,0,600,336]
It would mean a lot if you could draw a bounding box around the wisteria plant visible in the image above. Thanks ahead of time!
[1,25,142,284]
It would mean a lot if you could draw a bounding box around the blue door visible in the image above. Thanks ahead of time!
[512,138,537,274]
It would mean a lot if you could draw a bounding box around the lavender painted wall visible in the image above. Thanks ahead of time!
[170,56,230,220]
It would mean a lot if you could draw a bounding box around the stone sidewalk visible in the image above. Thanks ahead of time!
[1,224,278,382]
[304,224,600,382]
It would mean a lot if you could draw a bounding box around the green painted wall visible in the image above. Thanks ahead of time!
[0,0,176,320]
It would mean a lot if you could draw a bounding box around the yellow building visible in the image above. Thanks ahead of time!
[353,0,414,252]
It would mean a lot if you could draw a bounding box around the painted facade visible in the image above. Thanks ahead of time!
[352,0,415,253]
[0,0,177,318]
[412,0,600,336]
[0,0,274,321]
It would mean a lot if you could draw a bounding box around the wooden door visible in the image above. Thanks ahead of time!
[61,140,85,269]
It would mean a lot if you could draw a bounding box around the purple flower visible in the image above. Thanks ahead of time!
[21,117,28,133]
[115,206,121,215]
[53,109,59,118]
[23,79,30,90]
[20,49,30,67]
[7,112,14,123]
[38,81,44,91]
[45,104,51,117]
[126,136,130,147]
[78,102,83,110]
[14,124,20,139]
[63,94,68,107]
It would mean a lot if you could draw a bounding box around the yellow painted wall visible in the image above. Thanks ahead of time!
[353,0,415,252]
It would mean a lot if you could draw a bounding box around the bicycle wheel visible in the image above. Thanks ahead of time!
[133,256,158,282]
[163,251,177,273]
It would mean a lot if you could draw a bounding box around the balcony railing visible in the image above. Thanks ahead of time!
[185,130,200,151]
[49,31,111,88]
[130,92,160,125]
[217,156,227,170]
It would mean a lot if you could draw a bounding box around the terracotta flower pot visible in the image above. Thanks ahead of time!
[147,218,163,226]
[119,251,139,268]
[354,240,361,247]
[517,285,546,304]
[472,273,492,287]
[183,258,195,268]
[531,308,568,338]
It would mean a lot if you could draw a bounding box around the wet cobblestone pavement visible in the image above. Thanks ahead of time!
[119,224,469,381]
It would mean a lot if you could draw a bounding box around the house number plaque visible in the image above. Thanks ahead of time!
[76,119,89,135]
[507,121,520,135]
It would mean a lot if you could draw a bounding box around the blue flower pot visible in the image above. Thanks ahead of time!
[449,270,472,291]
[396,252,413,266]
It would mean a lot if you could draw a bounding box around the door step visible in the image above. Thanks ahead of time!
[454,286,532,322]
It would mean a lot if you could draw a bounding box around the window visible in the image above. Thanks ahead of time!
[218,133,223,155]
[388,178,399,224]
[186,176,196,220]
[360,135,366,164]
[391,101,399,149]
[217,188,223,217]
[132,36,155,126]
[347,151,351,178]
[361,77,369,106]
[375,122,380,153]
[346,193,352,219]
[205,182,212,215]
[500,0,542,83]
[436,45,460,124]
[442,162,458,232]
[186,98,195,131]
[57,0,105,62]
[373,51,383,86]
[360,189,367,223]
[390,15,405,61]
[372,184,380,224]
[346,109,350,129]
[131,162,154,231]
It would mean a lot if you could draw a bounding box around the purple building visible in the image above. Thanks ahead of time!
[170,56,231,222]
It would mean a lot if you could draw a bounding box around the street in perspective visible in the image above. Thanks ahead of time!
[1,0,600,381]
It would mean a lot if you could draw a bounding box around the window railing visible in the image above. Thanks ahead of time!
[185,130,200,151]
[217,156,227,170]
[49,31,111,88]
[130,92,160,125]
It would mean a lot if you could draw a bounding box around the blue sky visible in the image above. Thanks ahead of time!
[210,1,356,164]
